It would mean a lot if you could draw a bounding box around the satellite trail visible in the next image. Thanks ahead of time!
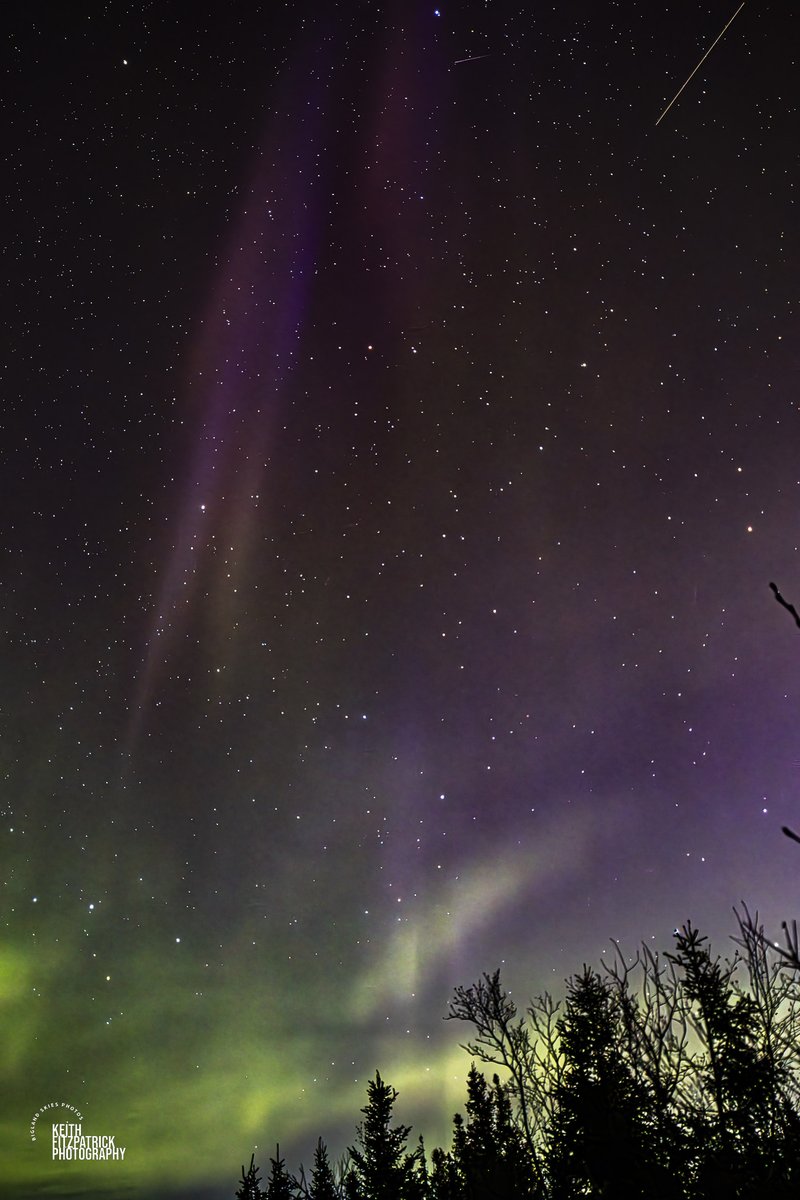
[656,2,746,126]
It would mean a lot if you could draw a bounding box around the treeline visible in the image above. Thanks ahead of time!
[236,912,800,1198]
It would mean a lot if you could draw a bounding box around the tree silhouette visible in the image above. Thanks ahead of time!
[404,1136,429,1200]
[306,1138,338,1200]
[731,907,800,1196]
[602,940,693,1187]
[341,1166,362,1200]
[348,1070,419,1200]
[446,970,547,1191]
[237,1153,266,1200]
[547,966,677,1199]
[428,1146,461,1200]
[668,922,800,1195]
[450,1066,535,1199]
[266,1145,295,1199]
[238,911,800,1199]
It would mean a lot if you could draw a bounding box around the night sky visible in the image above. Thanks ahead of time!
[4,2,800,1196]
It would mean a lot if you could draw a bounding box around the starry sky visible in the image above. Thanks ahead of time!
[4,1,800,1197]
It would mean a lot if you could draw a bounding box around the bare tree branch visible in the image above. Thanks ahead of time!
[769,581,800,628]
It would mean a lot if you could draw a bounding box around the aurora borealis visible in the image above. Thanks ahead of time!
[4,2,800,1197]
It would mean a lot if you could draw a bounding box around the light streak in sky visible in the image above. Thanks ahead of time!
[656,2,746,126]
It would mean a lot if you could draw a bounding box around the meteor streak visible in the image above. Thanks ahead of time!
[656,1,746,126]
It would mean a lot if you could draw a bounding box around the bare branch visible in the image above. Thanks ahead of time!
[770,581,800,628]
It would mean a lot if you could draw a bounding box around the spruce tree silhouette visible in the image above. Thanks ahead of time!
[266,1145,295,1199]
[236,1153,266,1200]
[450,1066,535,1199]
[404,1136,430,1200]
[428,1145,462,1200]
[547,966,677,1200]
[667,923,800,1197]
[307,1138,338,1200]
[348,1070,419,1200]
[341,1166,363,1200]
